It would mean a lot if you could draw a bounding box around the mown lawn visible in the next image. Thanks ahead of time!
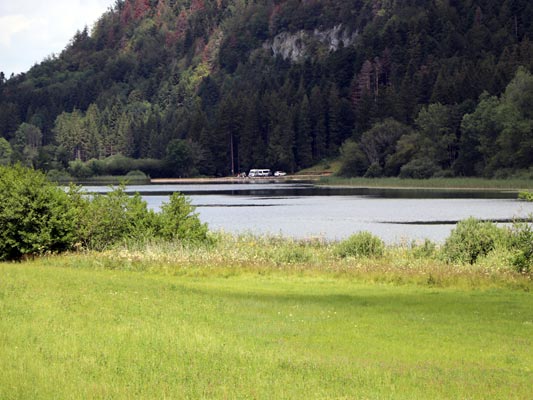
[1,261,532,399]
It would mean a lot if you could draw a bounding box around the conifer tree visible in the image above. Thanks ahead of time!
[295,94,313,168]
[327,85,342,156]
[54,110,85,160]
[239,94,264,171]
[309,86,327,162]
[84,104,103,160]
[267,94,295,171]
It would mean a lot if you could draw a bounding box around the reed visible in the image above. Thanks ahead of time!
[319,176,533,190]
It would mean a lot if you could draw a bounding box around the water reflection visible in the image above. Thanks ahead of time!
[84,183,519,199]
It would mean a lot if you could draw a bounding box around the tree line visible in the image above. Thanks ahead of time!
[339,67,533,178]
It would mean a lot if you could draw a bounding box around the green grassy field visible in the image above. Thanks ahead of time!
[1,254,532,399]
[318,176,533,191]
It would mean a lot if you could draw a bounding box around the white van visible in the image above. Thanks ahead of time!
[248,169,271,177]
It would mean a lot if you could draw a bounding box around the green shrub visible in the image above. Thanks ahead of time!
[75,187,159,250]
[442,218,509,264]
[73,187,210,250]
[508,221,533,272]
[73,187,209,250]
[411,239,437,259]
[100,155,166,177]
[399,158,439,179]
[0,166,210,257]
[156,192,209,243]
[337,140,369,177]
[124,170,150,184]
[46,169,71,183]
[87,159,105,176]
[364,162,383,178]
[126,170,148,178]
[335,231,385,258]
[518,191,533,202]
[0,165,78,260]
[68,159,93,178]
[101,154,135,175]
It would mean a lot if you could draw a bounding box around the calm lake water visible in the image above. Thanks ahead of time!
[83,182,533,244]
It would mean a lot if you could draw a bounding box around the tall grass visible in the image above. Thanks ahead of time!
[49,174,151,185]
[38,231,532,290]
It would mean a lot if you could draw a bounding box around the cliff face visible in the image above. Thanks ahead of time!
[264,25,358,62]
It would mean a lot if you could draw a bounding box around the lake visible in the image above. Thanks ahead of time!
[82,182,533,244]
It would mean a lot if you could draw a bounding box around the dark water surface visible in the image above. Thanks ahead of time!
[83,183,533,243]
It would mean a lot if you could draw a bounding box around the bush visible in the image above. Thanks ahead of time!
[508,221,533,272]
[0,165,78,260]
[157,192,209,243]
[518,191,533,202]
[337,140,369,177]
[411,239,437,259]
[99,155,166,177]
[335,231,385,258]
[442,218,509,264]
[75,187,158,250]
[73,187,210,250]
[68,159,93,178]
[0,166,211,258]
[132,158,167,178]
[124,170,150,184]
[46,169,72,183]
[126,170,148,178]
[399,158,439,179]
[87,159,105,176]
[364,162,383,178]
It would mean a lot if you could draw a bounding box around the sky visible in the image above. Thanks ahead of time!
[0,0,116,77]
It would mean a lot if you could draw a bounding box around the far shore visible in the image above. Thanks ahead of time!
[150,174,325,184]
[150,175,533,193]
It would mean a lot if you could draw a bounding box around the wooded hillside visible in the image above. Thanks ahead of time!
[1,0,533,178]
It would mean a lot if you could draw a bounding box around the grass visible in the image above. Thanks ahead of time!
[318,176,533,191]
[78,234,532,290]
[50,175,151,185]
[296,159,341,175]
[296,159,533,191]
[1,235,533,399]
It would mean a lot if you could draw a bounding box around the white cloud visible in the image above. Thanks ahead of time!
[0,0,115,77]
[0,15,33,46]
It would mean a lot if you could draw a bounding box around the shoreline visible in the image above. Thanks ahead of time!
[150,175,322,184]
[149,175,530,193]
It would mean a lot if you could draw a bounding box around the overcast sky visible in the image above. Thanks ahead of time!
[0,0,116,77]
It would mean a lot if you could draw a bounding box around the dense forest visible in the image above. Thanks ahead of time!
[1,0,533,178]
